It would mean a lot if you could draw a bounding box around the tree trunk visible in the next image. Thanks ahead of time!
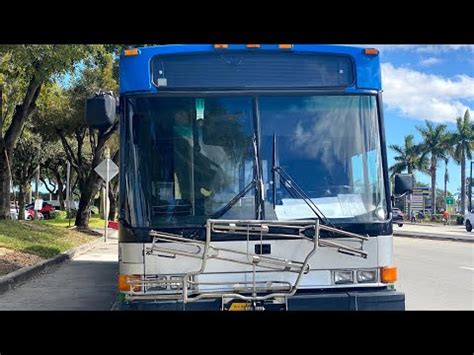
[0,76,42,219]
[57,181,65,210]
[74,176,102,227]
[108,186,118,221]
[0,148,12,219]
[18,184,26,220]
[460,150,466,213]
[444,159,448,211]
[431,157,437,220]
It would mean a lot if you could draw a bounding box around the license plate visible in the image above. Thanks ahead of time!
[227,302,251,311]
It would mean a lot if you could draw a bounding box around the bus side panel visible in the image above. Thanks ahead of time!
[377,235,393,266]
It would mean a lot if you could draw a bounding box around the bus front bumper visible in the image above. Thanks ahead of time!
[118,288,405,310]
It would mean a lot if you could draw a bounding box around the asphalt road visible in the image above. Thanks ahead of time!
[394,237,474,310]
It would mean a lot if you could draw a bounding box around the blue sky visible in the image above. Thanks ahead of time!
[373,45,474,195]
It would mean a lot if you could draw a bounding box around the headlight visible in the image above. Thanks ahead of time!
[333,270,354,284]
[356,270,377,283]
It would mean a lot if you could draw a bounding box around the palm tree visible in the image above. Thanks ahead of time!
[441,138,455,211]
[443,157,449,210]
[389,134,428,176]
[417,121,448,219]
[450,109,473,214]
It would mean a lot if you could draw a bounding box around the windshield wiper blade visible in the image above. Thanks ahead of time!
[272,132,333,228]
[211,180,255,220]
[252,132,265,219]
[185,179,256,239]
[273,166,333,227]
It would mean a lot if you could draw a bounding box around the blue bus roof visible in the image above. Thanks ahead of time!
[119,44,381,94]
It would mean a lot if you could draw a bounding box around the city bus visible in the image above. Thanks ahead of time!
[86,44,409,310]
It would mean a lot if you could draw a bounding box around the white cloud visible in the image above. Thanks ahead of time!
[376,45,474,54]
[381,63,474,122]
[419,57,442,66]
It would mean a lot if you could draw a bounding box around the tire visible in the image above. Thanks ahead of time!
[466,220,472,232]
[398,224,403,227]
[26,215,32,220]
[43,213,50,220]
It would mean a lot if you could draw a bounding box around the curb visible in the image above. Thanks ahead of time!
[0,236,104,295]
[393,232,474,243]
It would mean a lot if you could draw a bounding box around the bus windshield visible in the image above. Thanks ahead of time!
[123,94,387,228]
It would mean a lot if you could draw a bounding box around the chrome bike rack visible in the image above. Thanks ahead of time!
[126,219,368,306]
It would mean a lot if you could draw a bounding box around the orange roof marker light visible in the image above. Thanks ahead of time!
[124,48,139,56]
[279,44,293,49]
[246,44,260,48]
[364,48,379,56]
[214,44,228,49]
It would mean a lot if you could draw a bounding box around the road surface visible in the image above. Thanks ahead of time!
[0,230,471,310]
[0,232,118,310]
[394,237,474,310]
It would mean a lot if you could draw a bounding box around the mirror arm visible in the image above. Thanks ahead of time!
[393,191,411,199]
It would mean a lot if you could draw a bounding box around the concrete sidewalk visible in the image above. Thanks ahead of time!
[0,229,118,310]
[393,223,474,243]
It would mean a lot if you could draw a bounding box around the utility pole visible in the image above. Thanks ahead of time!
[66,161,71,227]
[470,161,473,213]
[34,162,40,220]
[104,147,110,242]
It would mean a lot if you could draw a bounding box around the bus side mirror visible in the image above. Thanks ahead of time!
[394,173,413,196]
[85,91,117,131]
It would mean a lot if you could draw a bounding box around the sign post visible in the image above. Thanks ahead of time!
[94,153,119,242]
[105,156,109,241]
[66,161,71,228]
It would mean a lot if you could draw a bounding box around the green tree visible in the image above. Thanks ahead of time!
[443,157,450,209]
[450,109,473,213]
[39,142,73,210]
[0,45,100,219]
[34,53,118,227]
[389,134,428,177]
[11,133,44,219]
[417,121,449,217]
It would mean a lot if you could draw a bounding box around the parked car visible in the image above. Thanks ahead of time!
[45,200,61,209]
[25,209,43,220]
[25,202,55,219]
[392,208,404,227]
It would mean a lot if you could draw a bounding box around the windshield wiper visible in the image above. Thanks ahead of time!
[272,133,334,228]
[185,132,266,239]
[252,132,265,220]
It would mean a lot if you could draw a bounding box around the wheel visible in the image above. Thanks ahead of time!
[26,215,32,220]
[398,224,403,227]
[466,220,472,232]
[43,213,50,220]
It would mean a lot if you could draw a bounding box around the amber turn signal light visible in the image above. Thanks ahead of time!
[380,266,397,283]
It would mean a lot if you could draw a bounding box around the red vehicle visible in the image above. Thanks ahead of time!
[25,208,43,220]
[25,202,55,219]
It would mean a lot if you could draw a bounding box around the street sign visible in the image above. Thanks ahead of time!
[94,159,119,183]
[34,199,43,211]
[94,157,118,243]
[445,197,454,205]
